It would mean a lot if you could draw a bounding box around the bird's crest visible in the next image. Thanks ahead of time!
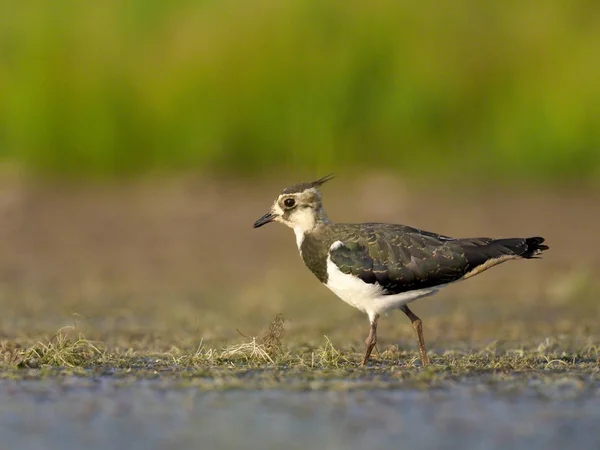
[282,173,335,195]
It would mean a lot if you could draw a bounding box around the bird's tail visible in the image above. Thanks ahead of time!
[459,236,549,279]
[495,236,549,259]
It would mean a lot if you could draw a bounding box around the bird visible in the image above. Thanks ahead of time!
[253,175,549,366]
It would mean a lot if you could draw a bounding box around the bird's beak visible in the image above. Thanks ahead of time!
[253,212,275,228]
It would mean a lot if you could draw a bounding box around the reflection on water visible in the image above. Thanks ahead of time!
[1,376,599,450]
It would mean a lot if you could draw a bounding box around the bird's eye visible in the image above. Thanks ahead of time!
[284,198,295,208]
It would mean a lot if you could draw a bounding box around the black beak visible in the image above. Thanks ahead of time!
[253,212,275,228]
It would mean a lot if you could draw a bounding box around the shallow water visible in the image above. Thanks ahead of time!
[1,375,599,450]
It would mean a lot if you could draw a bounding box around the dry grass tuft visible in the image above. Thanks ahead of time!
[220,314,287,364]
[220,338,278,364]
[19,327,105,369]
[258,313,285,356]
[0,341,24,368]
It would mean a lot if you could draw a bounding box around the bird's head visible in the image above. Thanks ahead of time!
[253,174,334,233]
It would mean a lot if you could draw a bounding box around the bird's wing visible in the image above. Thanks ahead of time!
[328,224,533,294]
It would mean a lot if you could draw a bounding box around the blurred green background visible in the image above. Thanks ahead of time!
[1,1,599,182]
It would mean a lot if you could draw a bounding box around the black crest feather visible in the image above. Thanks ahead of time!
[311,173,335,187]
[282,174,335,194]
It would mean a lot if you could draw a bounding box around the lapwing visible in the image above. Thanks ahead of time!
[253,175,549,366]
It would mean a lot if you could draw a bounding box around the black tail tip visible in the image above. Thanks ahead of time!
[524,236,549,258]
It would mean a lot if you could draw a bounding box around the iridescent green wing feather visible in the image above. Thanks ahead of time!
[328,224,544,294]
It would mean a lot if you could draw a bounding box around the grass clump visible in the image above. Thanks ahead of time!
[176,314,288,367]
[309,337,351,368]
[0,341,25,368]
[219,314,288,365]
[219,338,279,365]
[19,328,105,369]
[258,313,285,357]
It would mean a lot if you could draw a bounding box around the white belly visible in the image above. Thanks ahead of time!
[324,251,446,318]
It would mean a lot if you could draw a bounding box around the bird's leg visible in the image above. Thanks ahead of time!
[362,314,379,366]
[401,305,430,366]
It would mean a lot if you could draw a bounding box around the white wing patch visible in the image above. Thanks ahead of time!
[330,240,344,251]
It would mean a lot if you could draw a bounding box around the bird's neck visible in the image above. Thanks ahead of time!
[313,206,331,228]
[293,207,330,250]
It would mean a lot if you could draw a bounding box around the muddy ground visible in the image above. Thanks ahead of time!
[0,173,598,450]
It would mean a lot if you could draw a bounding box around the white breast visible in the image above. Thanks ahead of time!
[293,226,305,253]
[324,241,446,319]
